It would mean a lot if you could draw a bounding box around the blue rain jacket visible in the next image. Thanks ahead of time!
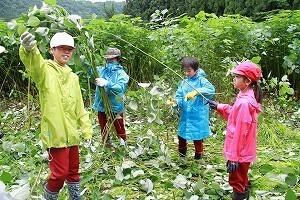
[175,69,215,140]
[92,62,129,113]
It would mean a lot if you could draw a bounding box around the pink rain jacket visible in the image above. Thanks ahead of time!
[217,89,261,162]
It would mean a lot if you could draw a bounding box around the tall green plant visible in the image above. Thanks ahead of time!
[6,0,117,143]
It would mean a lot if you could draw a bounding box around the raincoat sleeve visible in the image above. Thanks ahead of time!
[75,82,93,140]
[19,45,46,88]
[195,78,215,99]
[226,102,252,161]
[216,104,232,120]
[107,71,129,94]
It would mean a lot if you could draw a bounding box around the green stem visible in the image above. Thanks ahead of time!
[99,30,209,100]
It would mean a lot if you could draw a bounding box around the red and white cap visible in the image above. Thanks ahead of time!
[230,61,262,83]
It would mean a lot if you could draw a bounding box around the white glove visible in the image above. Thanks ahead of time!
[95,78,108,87]
[20,31,37,51]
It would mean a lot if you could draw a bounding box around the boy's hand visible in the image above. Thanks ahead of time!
[20,32,36,51]
[95,78,108,87]
[185,90,198,101]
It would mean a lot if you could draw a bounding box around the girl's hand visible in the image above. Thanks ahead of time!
[226,160,239,173]
[206,100,218,110]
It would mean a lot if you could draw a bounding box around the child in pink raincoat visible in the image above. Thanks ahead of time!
[208,61,262,200]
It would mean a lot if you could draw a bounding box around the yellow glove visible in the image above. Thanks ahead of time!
[166,99,177,107]
[185,90,198,101]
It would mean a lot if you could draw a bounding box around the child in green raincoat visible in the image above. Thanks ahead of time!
[19,31,92,199]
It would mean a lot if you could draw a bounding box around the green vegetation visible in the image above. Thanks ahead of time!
[0,0,125,21]
[124,0,300,21]
[0,0,299,199]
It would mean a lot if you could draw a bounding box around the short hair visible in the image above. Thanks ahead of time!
[182,57,199,71]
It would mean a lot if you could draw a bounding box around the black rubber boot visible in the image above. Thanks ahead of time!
[232,190,248,200]
[245,182,252,200]
[194,153,203,160]
[178,147,187,157]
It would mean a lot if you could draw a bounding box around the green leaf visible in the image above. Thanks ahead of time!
[211,182,221,190]
[259,164,274,174]
[7,20,17,30]
[285,173,297,186]
[251,56,261,64]
[139,178,153,194]
[0,171,13,183]
[129,101,138,110]
[17,24,27,35]
[102,194,113,200]
[285,188,296,200]
[64,19,75,28]
[44,0,57,6]
[28,16,40,27]
[35,27,50,36]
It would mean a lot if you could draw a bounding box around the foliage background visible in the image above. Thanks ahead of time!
[0,0,125,21]
[0,0,299,199]
[123,0,300,21]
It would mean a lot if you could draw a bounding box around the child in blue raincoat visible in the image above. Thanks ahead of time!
[93,48,129,147]
[168,57,215,159]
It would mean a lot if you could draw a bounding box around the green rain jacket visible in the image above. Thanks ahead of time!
[19,46,92,149]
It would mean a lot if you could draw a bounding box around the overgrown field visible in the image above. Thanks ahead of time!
[0,1,300,199]
[0,83,299,199]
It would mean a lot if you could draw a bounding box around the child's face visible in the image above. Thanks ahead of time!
[50,45,74,66]
[183,66,197,78]
[233,74,251,90]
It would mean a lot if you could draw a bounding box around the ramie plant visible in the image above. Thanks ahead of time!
[6,0,117,143]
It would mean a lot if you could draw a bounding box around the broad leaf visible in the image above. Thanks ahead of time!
[44,0,57,6]
[28,16,40,27]
[173,174,187,189]
[285,173,297,186]
[35,27,49,36]
[0,172,13,184]
[285,188,296,200]
[9,183,30,200]
[140,178,153,194]
[7,20,17,30]
[17,25,26,35]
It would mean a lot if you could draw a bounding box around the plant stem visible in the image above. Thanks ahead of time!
[99,30,210,100]
[28,164,44,199]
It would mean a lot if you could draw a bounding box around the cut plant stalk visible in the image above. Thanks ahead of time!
[98,30,211,101]
[82,43,117,147]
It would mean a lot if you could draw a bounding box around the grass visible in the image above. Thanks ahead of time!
[0,95,299,200]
